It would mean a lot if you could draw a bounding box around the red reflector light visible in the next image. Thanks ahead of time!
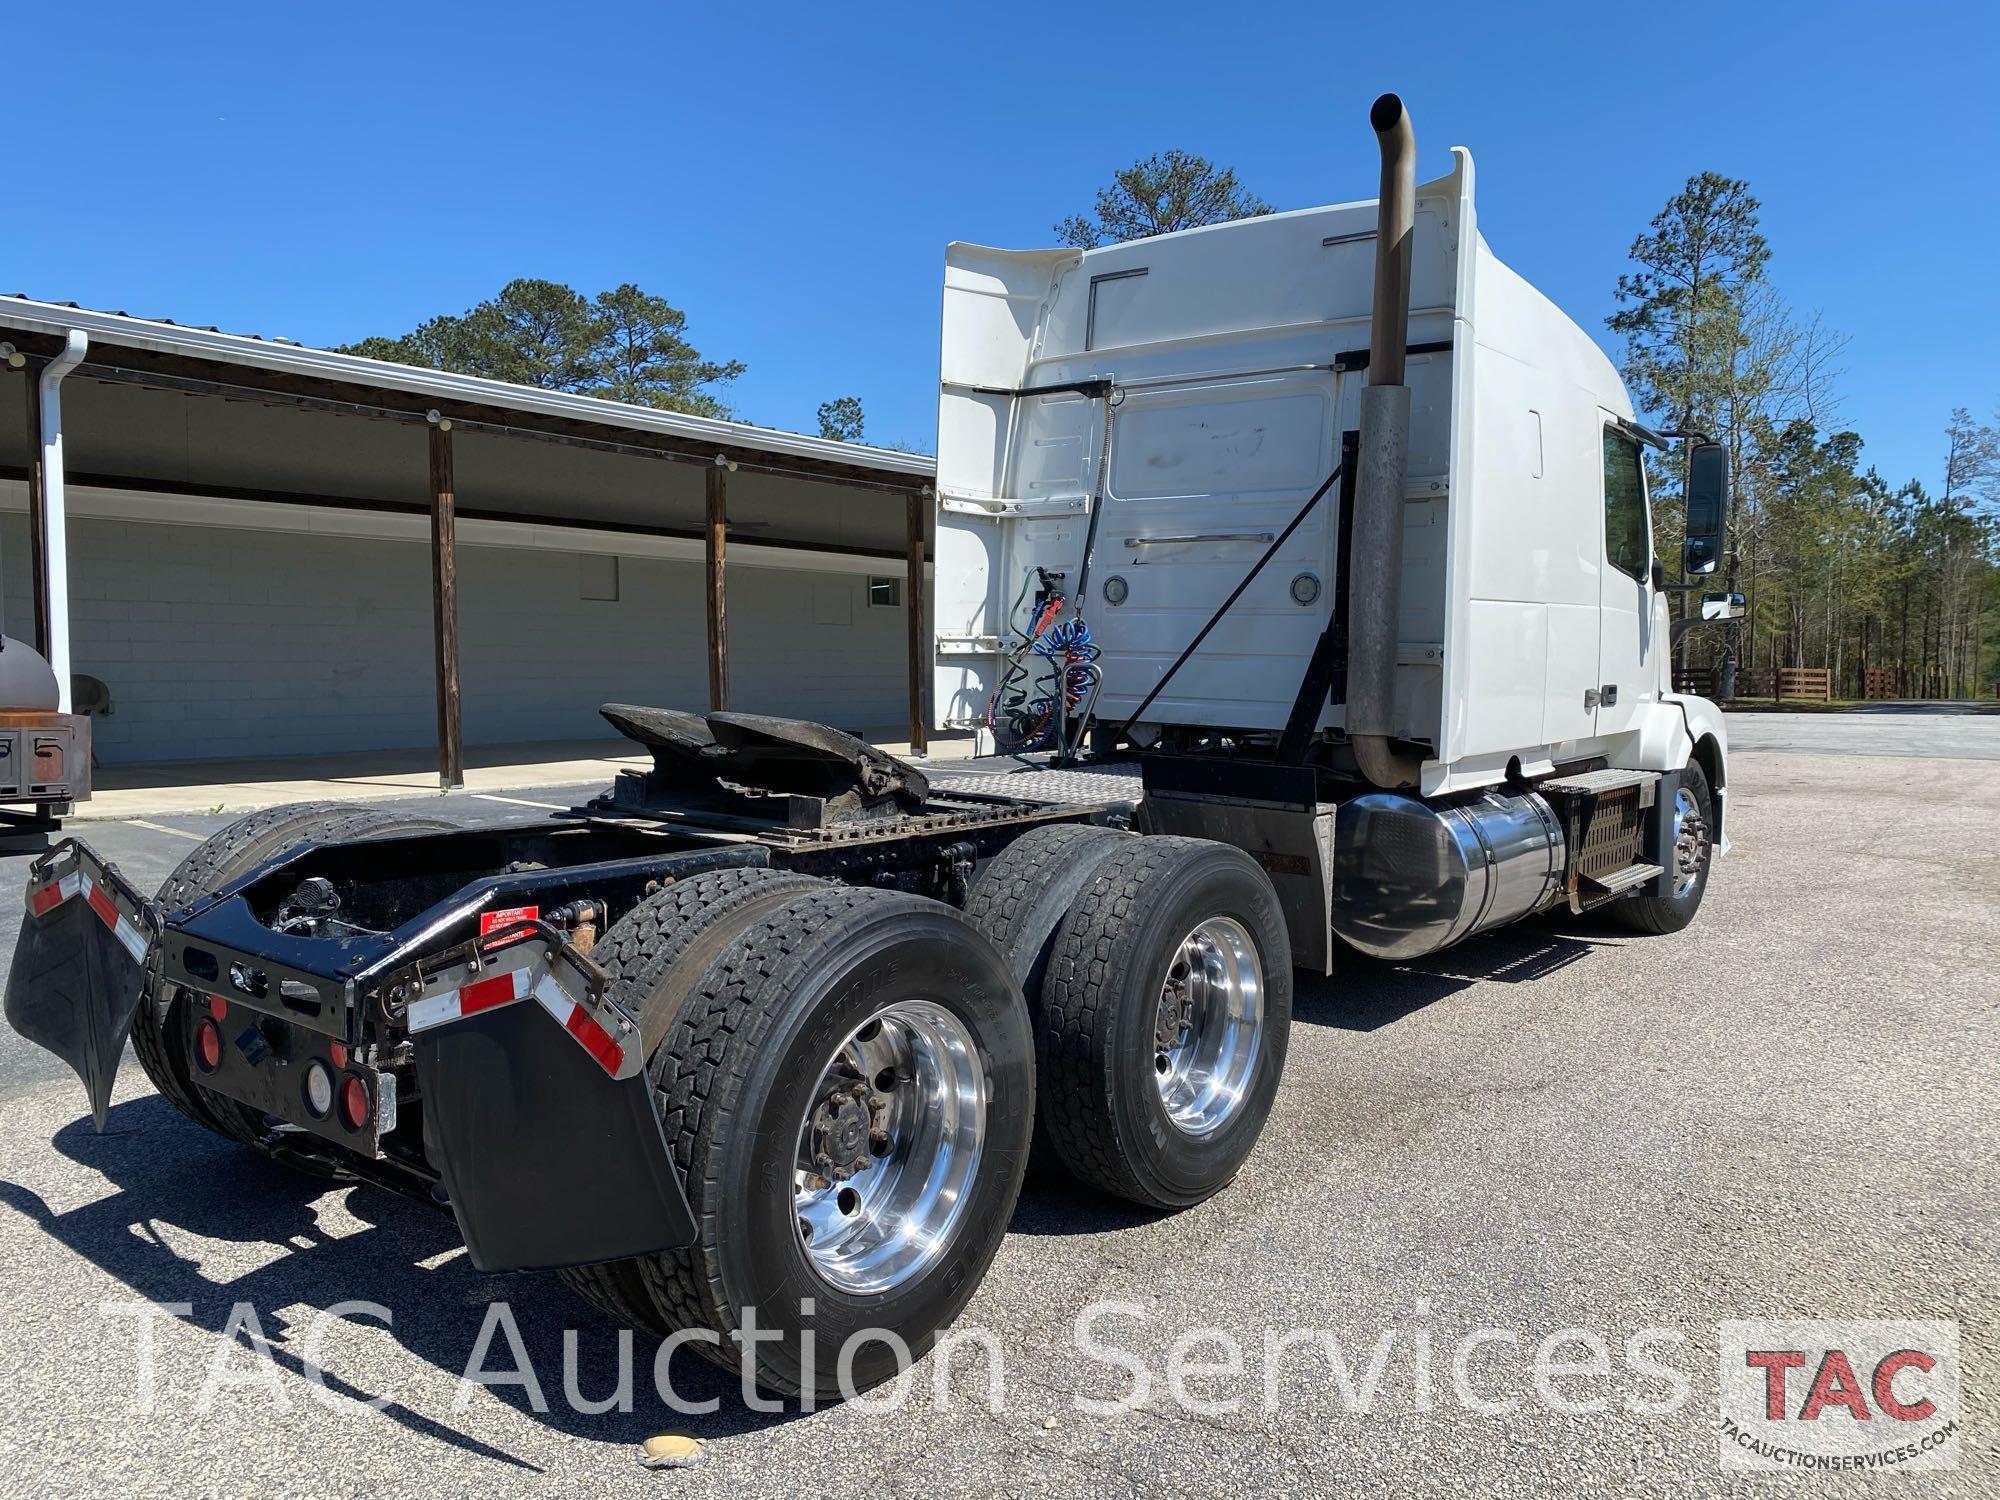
[340,1074,370,1130]
[329,1041,348,1068]
[195,1020,222,1072]
[207,994,228,1022]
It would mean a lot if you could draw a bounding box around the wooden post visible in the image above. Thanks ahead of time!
[429,422,464,788]
[705,462,728,712]
[22,368,49,656]
[905,489,928,755]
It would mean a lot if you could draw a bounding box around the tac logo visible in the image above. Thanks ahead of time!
[1718,1320,1960,1472]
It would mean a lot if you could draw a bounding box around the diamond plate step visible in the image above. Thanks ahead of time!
[933,763,1144,809]
[1540,768,1661,797]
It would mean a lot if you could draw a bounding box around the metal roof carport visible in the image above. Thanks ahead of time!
[0,296,936,786]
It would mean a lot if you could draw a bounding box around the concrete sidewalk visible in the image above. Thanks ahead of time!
[75,728,976,822]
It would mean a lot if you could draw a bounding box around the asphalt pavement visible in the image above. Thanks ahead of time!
[0,717,1993,1497]
[1723,707,2000,759]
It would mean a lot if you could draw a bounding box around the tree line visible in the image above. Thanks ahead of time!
[339,280,745,419]
[1608,173,1997,699]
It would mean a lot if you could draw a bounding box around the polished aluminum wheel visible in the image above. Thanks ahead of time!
[1152,916,1263,1138]
[794,1000,986,1295]
[1670,785,1709,898]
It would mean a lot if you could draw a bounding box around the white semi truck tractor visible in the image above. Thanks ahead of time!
[936,93,1728,967]
[5,97,1724,1401]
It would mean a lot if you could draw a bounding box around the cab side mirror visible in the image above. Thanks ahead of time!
[1683,442,1727,577]
[1701,591,1746,621]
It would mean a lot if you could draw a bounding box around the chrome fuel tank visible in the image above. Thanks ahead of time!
[1329,790,1565,960]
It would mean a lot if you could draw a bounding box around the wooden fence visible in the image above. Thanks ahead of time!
[1673,668,1717,697]
[1776,667,1832,702]
[1692,663,1993,702]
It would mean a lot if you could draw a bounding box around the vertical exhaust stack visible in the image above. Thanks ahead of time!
[1347,93,1424,790]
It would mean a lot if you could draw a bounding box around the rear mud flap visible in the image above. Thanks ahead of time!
[410,935,696,1272]
[5,841,159,1130]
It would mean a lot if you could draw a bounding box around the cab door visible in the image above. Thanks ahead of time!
[1597,423,1658,737]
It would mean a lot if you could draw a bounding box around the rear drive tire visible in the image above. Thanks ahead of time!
[1612,761,1714,935]
[557,865,824,1337]
[962,822,1133,1171]
[1037,836,1292,1210]
[961,822,1133,992]
[131,801,454,1149]
[630,885,1033,1399]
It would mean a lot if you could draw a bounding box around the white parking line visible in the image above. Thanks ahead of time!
[473,793,571,811]
[125,819,206,842]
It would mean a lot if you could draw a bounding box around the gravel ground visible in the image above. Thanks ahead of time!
[0,725,1993,1497]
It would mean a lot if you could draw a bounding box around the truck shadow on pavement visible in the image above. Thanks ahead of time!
[1293,920,1613,1032]
[0,1096,819,1469]
[1009,921,1623,1241]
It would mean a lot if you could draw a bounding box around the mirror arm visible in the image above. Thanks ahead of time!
[1613,416,1673,452]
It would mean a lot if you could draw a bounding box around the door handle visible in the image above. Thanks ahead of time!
[1600,684,1619,706]
[1122,531,1277,547]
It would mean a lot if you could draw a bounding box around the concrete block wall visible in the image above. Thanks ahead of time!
[0,515,911,764]
[727,567,912,732]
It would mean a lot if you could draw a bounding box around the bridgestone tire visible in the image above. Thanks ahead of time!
[131,801,454,1148]
[1038,835,1292,1210]
[631,885,1034,1399]
[1612,760,1715,935]
[557,866,824,1337]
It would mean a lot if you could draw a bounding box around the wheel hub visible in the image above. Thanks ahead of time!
[807,1083,876,1183]
[1670,786,1708,897]
[1155,958,1194,1061]
[793,1000,987,1294]
[1153,917,1264,1138]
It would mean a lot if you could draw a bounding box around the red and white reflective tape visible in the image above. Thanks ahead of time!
[408,945,636,1080]
[26,867,150,963]
[540,980,628,1077]
[407,960,535,1031]
[26,871,78,918]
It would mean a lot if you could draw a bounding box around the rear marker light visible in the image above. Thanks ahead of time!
[329,1041,348,1068]
[194,1020,222,1072]
[340,1074,370,1131]
[207,995,228,1022]
[304,1061,334,1117]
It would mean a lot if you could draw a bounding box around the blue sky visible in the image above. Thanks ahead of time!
[14,2,1996,490]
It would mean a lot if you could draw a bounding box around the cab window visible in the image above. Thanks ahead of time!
[1602,430,1650,582]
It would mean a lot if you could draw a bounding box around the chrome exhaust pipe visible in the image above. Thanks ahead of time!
[1347,93,1424,790]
